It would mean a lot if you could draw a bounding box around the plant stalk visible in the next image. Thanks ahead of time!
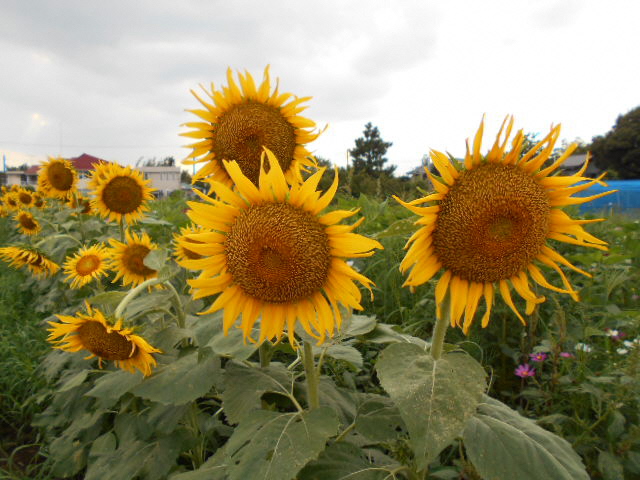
[114,277,164,319]
[430,291,451,361]
[302,341,320,410]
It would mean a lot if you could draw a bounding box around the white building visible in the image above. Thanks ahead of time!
[140,166,181,196]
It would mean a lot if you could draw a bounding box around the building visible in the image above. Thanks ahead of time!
[140,166,181,197]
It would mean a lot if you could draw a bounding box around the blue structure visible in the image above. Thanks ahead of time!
[576,179,640,211]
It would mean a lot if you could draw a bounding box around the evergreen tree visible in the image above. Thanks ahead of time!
[590,106,640,179]
[349,123,395,178]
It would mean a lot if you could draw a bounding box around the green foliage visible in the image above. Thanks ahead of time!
[349,122,395,178]
[591,105,640,178]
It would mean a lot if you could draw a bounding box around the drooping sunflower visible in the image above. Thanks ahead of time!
[108,230,158,287]
[395,116,615,333]
[63,244,111,289]
[38,157,78,200]
[182,66,321,188]
[89,162,155,224]
[0,245,60,278]
[173,224,211,269]
[183,149,382,345]
[14,211,41,236]
[48,303,161,376]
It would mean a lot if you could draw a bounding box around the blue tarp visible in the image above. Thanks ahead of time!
[576,179,640,211]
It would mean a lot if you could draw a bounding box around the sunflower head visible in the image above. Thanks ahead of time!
[67,193,92,215]
[3,192,19,210]
[63,244,111,289]
[184,149,382,345]
[16,189,35,208]
[182,66,321,188]
[89,162,155,224]
[15,211,41,236]
[48,304,161,376]
[0,245,60,278]
[173,224,211,268]
[395,116,616,333]
[108,230,158,287]
[38,157,78,200]
[32,193,45,209]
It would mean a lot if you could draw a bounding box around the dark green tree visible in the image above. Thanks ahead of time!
[590,106,640,179]
[349,123,395,178]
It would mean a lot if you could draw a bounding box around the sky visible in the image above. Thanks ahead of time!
[0,0,638,176]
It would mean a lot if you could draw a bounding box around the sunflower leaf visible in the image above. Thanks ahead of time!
[144,248,168,271]
[355,394,406,443]
[131,350,221,405]
[376,343,486,469]
[463,395,589,480]
[225,407,339,480]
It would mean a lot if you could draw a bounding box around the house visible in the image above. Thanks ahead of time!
[140,166,181,197]
[557,153,601,177]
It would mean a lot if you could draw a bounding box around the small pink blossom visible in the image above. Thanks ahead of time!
[559,352,574,358]
[515,364,536,378]
[529,352,548,363]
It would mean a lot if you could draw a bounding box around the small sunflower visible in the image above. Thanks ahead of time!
[0,245,59,278]
[38,157,78,200]
[182,66,321,188]
[67,193,93,215]
[16,189,35,208]
[63,244,111,288]
[89,162,155,224]
[32,193,45,209]
[2,192,19,210]
[173,224,211,269]
[48,304,161,376]
[395,116,616,333]
[0,206,8,218]
[15,211,41,236]
[183,149,382,345]
[108,230,158,287]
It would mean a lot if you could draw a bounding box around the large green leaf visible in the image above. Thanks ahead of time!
[131,350,221,405]
[188,312,258,360]
[225,407,339,480]
[223,362,293,424]
[355,394,405,443]
[463,396,589,480]
[85,369,144,407]
[376,343,486,469]
[169,449,228,480]
[298,441,393,479]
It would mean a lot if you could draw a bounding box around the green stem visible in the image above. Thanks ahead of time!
[34,233,82,248]
[302,342,320,410]
[163,281,186,328]
[430,291,451,361]
[334,421,356,442]
[119,217,125,243]
[259,341,272,368]
[114,277,164,319]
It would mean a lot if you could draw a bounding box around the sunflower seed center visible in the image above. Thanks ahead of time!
[77,321,135,361]
[102,176,144,214]
[47,162,75,191]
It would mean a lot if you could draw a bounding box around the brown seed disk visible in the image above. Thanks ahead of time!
[18,192,33,205]
[47,162,75,191]
[101,176,144,214]
[213,102,297,185]
[121,244,156,276]
[77,321,134,361]
[76,255,101,276]
[18,213,38,231]
[432,163,550,283]
[225,203,331,303]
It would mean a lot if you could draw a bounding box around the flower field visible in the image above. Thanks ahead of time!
[1,67,639,480]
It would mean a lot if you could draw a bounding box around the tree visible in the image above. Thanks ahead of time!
[590,106,640,179]
[349,123,395,178]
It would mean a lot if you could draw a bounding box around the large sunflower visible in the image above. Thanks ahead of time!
[63,244,111,289]
[182,149,382,345]
[395,117,615,333]
[15,211,41,236]
[48,304,160,376]
[89,162,155,224]
[38,157,78,200]
[108,230,158,287]
[0,246,60,278]
[182,66,321,188]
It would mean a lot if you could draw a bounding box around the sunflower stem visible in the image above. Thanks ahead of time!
[34,233,82,248]
[114,277,164,319]
[430,292,451,361]
[302,341,320,410]
[119,217,125,243]
[163,281,186,329]
[259,341,272,368]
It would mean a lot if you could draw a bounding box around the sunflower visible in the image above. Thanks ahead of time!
[0,206,8,218]
[63,244,111,288]
[173,224,211,269]
[48,303,160,376]
[32,193,45,209]
[2,192,19,211]
[0,245,60,278]
[15,211,41,236]
[67,193,92,215]
[108,230,158,287]
[182,66,321,188]
[38,157,78,200]
[395,116,615,334]
[183,149,382,345]
[16,188,35,208]
[89,162,155,224]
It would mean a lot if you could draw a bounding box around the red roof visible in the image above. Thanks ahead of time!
[23,153,108,175]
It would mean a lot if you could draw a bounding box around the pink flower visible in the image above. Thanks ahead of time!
[515,364,536,378]
[559,352,574,358]
[529,352,548,362]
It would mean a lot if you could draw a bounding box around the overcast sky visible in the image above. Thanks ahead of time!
[1,0,638,175]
